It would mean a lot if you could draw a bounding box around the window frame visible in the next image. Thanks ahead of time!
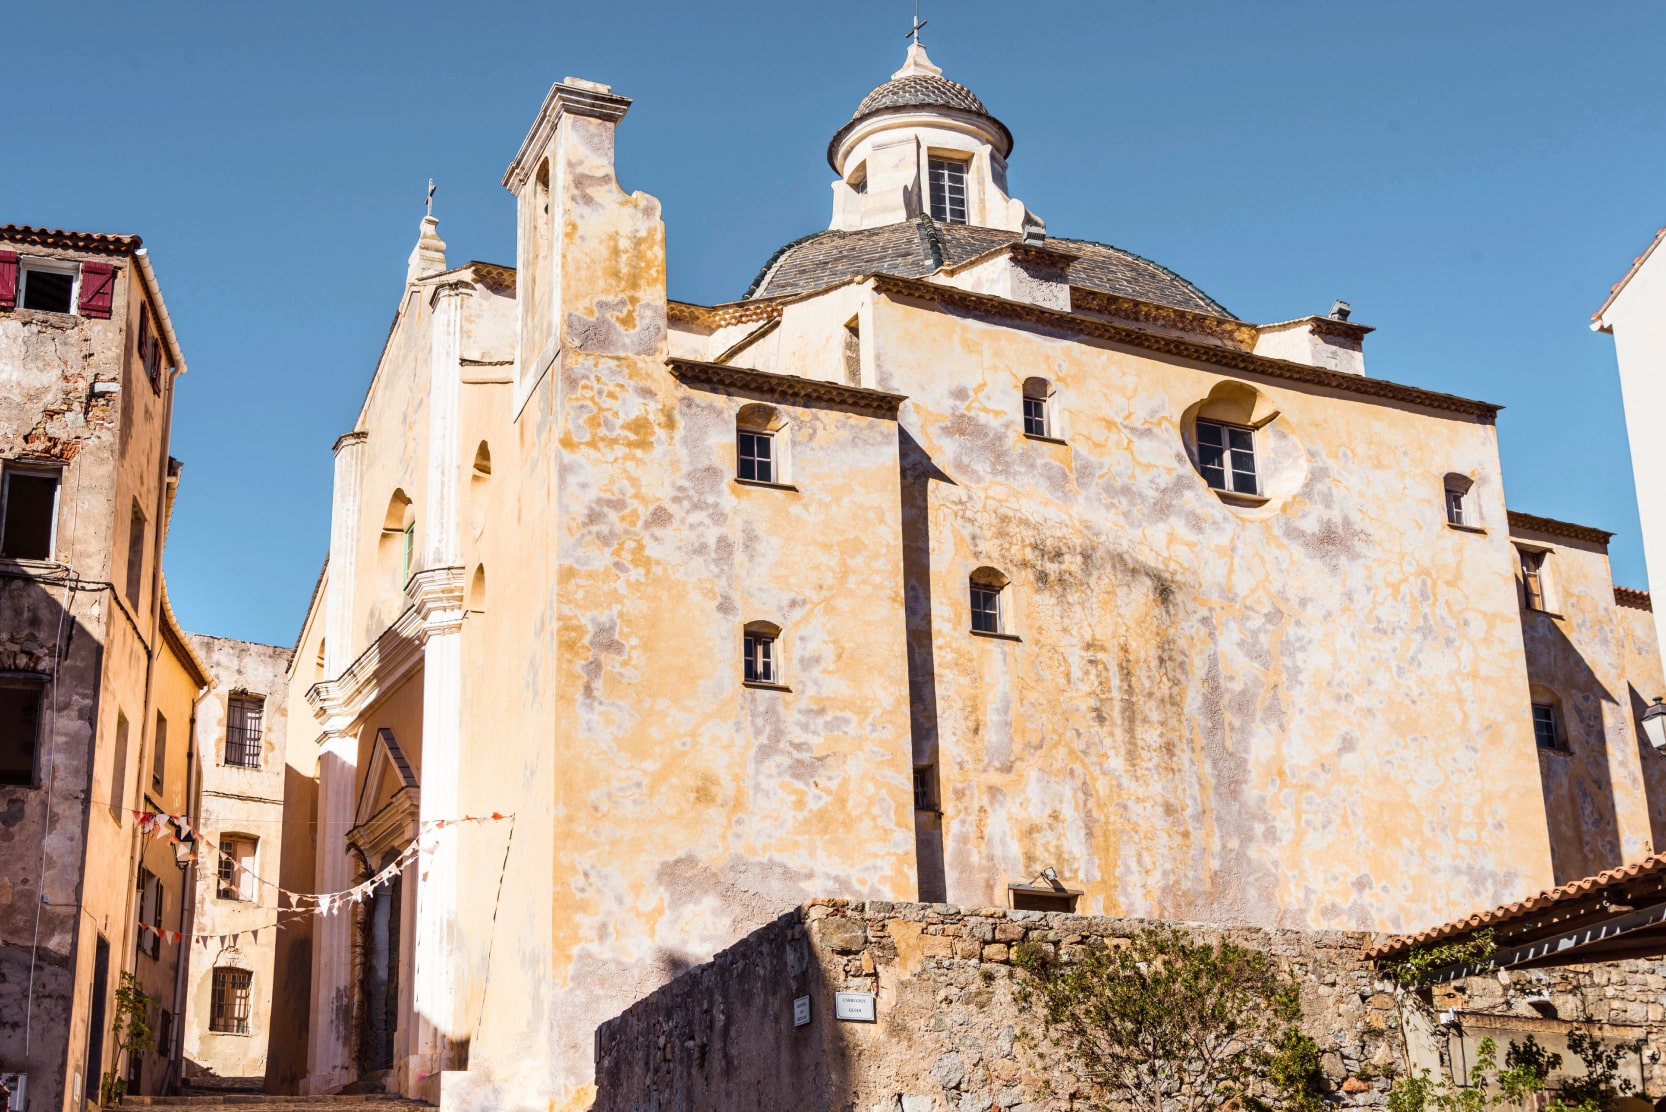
[1194,419,1259,496]
[1518,547,1551,612]
[16,257,81,316]
[0,463,63,562]
[209,967,253,1035]
[216,836,258,902]
[0,675,46,788]
[223,695,264,769]
[742,629,779,686]
[737,429,775,485]
[1532,702,1563,751]
[927,156,970,225]
[970,583,1003,635]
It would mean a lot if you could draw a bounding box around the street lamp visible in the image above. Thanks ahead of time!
[1643,698,1666,754]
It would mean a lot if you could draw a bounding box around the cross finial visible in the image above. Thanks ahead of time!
[425,179,436,218]
[906,0,926,45]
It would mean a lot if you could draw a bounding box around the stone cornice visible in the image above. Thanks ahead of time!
[668,358,907,418]
[871,274,1500,419]
[1069,287,1260,350]
[1506,510,1615,547]
[1616,586,1652,612]
[428,279,475,308]
[407,565,467,641]
[307,603,425,726]
[667,299,785,331]
[938,241,1079,279]
[503,82,633,193]
[332,430,368,455]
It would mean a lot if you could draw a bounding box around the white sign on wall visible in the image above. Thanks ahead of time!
[793,995,812,1027]
[834,992,876,1022]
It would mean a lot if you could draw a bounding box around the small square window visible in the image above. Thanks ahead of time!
[0,468,60,560]
[738,431,774,484]
[19,266,74,314]
[970,585,1002,634]
[1532,703,1561,750]
[1195,420,1258,496]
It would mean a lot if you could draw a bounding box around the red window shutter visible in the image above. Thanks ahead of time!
[79,261,115,319]
[0,251,17,309]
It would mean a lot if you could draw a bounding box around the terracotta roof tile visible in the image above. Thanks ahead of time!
[1506,509,1615,547]
[1364,852,1666,960]
[1616,586,1652,612]
[0,223,142,255]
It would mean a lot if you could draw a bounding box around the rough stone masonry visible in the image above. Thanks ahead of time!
[594,900,1666,1112]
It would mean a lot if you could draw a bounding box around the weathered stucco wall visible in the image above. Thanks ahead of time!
[595,899,1666,1112]
[1510,519,1666,883]
[1,233,201,1111]
[182,635,293,1083]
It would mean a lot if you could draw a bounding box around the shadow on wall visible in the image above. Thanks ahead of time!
[901,427,953,903]
[1523,613,1621,884]
[592,911,857,1111]
[263,761,317,1094]
[0,573,101,1112]
[1629,684,1666,854]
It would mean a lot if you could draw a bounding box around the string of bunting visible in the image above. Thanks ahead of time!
[128,809,512,949]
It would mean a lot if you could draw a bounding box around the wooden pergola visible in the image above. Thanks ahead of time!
[1366,854,1666,982]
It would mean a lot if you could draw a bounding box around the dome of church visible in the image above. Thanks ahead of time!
[826,50,1013,171]
[743,214,1235,318]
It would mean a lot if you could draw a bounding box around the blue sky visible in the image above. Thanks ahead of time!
[8,1,1663,646]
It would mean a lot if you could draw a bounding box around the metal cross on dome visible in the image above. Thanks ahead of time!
[906,0,926,44]
[426,179,436,218]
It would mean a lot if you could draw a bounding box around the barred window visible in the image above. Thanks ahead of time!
[928,157,968,224]
[224,696,263,768]
[1195,419,1258,495]
[210,968,252,1035]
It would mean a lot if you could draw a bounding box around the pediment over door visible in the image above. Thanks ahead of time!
[347,728,420,862]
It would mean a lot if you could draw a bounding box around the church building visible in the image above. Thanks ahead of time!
[278,44,1666,1111]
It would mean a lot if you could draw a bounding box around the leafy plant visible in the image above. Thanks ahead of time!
[1557,1028,1636,1112]
[1013,928,1309,1112]
[1387,1029,1634,1112]
[100,972,158,1105]
[1384,931,1498,988]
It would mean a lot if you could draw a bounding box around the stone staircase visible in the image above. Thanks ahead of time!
[123,1095,431,1111]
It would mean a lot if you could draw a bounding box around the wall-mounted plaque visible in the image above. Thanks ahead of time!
[793,995,812,1027]
[834,991,876,1022]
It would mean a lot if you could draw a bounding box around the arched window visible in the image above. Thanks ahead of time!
[1022,377,1055,439]
[1444,473,1477,527]
[969,567,1010,635]
[736,404,790,487]
[468,564,487,614]
[379,490,415,588]
[743,621,782,685]
[471,443,491,537]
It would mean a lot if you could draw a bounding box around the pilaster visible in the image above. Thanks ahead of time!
[325,431,368,677]
[425,281,472,571]
[306,725,359,1093]
[405,566,467,1097]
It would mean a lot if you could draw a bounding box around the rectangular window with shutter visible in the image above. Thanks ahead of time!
[136,868,162,959]
[217,837,258,901]
[110,712,130,821]
[210,968,253,1035]
[78,261,114,319]
[0,678,45,787]
[0,251,18,309]
[125,500,147,609]
[17,262,76,314]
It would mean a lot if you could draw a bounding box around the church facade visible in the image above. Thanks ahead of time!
[280,46,1666,1111]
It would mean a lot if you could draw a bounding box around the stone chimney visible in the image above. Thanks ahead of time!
[1252,310,1374,376]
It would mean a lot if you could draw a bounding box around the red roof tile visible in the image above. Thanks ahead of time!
[0,223,142,255]
[1364,852,1666,960]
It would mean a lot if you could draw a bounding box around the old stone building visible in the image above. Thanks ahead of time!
[279,46,1666,1111]
[0,225,208,1110]
[179,635,293,1086]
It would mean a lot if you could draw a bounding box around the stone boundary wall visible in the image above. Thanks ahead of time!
[593,900,1666,1112]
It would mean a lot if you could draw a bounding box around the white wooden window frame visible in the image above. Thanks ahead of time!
[16,256,81,316]
[0,464,63,562]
